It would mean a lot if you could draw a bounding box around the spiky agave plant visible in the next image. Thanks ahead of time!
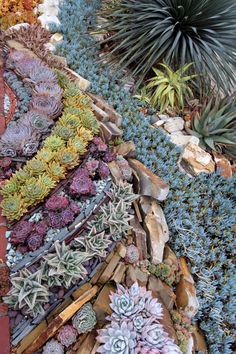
[146,63,196,112]
[102,0,236,92]
[188,97,236,158]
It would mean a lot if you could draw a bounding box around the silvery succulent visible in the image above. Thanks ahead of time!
[97,321,137,354]
[72,302,97,334]
[21,110,54,133]
[97,283,181,353]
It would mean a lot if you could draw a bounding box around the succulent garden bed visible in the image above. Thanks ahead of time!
[0,1,235,354]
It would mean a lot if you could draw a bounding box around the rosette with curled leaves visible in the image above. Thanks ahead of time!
[109,283,163,321]
[97,321,137,354]
[109,283,146,320]
[21,110,54,134]
[34,82,63,99]
[141,318,167,349]
[31,95,62,120]
[72,302,97,334]
[0,122,38,157]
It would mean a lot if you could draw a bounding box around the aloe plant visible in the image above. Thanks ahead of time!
[146,63,196,112]
[188,97,236,158]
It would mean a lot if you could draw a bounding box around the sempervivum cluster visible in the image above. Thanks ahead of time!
[10,219,49,253]
[42,339,64,354]
[57,325,78,348]
[88,137,116,163]
[45,194,81,229]
[1,49,63,158]
[85,159,110,180]
[69,168,96,197]
[97,283,182,354]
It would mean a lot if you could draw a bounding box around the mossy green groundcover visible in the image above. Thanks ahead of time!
[52,1,236,352]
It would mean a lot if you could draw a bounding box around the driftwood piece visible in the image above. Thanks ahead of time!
[23,286,98,354]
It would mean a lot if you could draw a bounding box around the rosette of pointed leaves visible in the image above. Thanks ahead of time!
[3,268,50,317]
[21,175,55,205]
[31,95,62,120]
[141,319,167,349]
[45,195,69,211]
[77,126,94,143]
[56,147,79,169]
[68,136,87,154]
[69,168,96,196]
[0,176,19,196]
[0,122,38,157]
[47,162,66,181]
[74,228,112,258]
[97,321,137,354]
[34,82,63,99]
[37,148,55,163]
[29,66,57,84]
[53,124,76,141]
[72,302,97,334]
[59,113,81,129]
[10,220,33,245]
[43,241,90,288]
[44,135,66,151]
[25,158,47,176]
[21,110,54,134]
[1,195,27,221]
[27,233,44,251]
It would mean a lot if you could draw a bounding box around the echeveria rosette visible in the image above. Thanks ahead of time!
[141,318,167,349]
[97,321,137,354]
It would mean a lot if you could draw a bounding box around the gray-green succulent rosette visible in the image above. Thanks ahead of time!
[97,283,182,354]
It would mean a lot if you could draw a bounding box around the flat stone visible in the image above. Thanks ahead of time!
[128,159,169,201]
[140,196,169,264]
[153,120,165,128]
[180,142,215,175]
[116,242,127,258]
[170,131,199,147]
[164,117,184,133]
[92,103,109,122]
[113,141,136,157]
[163,245,179,270]
[100,122,123,143]
[213,152,232,178]
[130,216,148,261]
[148,275,176,310]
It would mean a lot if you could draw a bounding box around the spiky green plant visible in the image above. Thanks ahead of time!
[0,176,19,197]
[102,0,236,92]
[74,228,112,257]
[133,87,151,105]
[43,241,91,288]
[3,269,50,317]
[188,97,236,158]
[145,63,196,112]
[88,183,138,241]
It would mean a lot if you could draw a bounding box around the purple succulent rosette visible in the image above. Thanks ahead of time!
[97,283,182,354]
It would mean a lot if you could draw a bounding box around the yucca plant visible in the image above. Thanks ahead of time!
[145,63,195,112]
[102,0,236,92]
[188,97,236,158]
